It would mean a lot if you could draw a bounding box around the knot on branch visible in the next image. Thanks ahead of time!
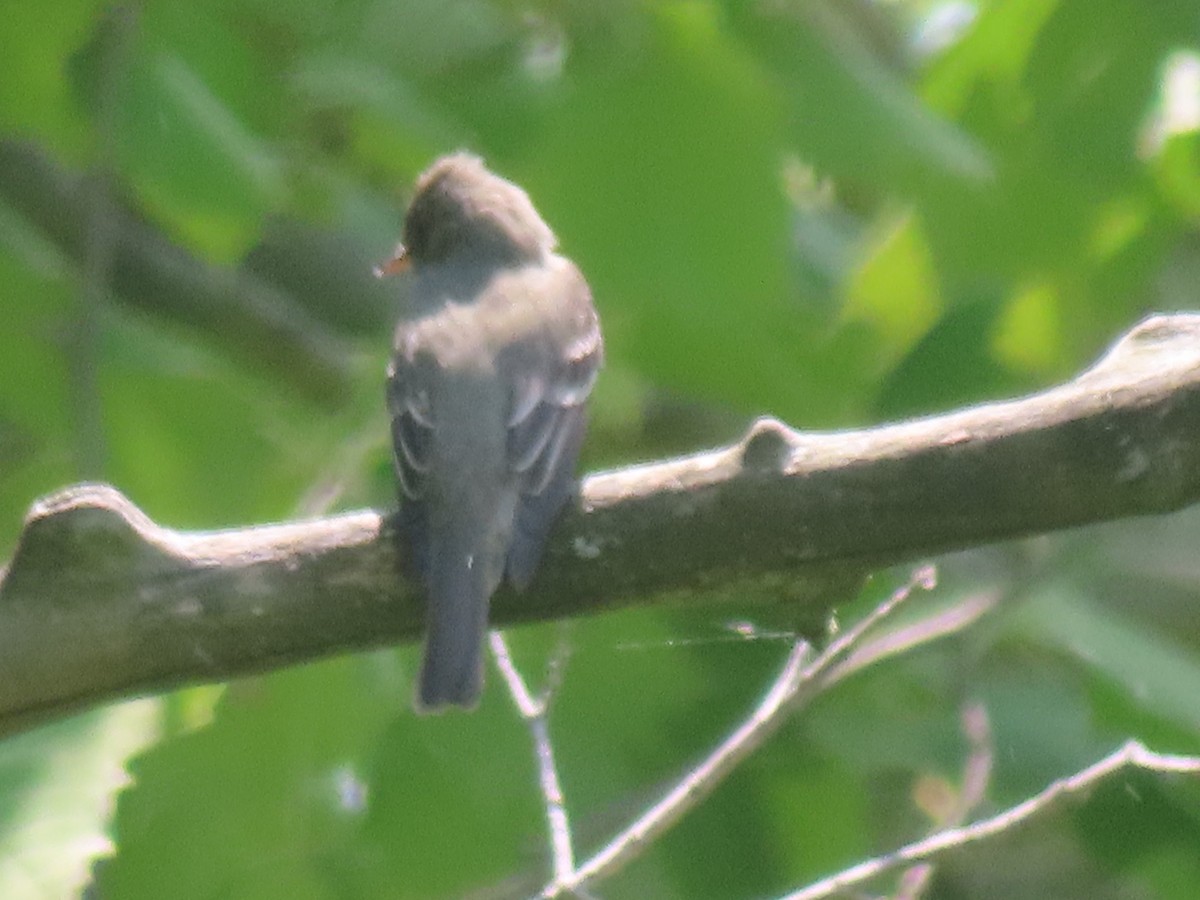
[1081,313,1200,391]
[8,484,175,594]
[740,417,795,474]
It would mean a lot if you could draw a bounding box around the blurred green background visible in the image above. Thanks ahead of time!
[2,0,1200,897]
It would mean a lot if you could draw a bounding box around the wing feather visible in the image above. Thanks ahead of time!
[387,343,435,502]
[503,269,603,587]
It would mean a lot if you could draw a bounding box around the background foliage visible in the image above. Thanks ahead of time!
[2,0,1200,897]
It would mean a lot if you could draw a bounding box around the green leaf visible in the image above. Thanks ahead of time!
[0,0,95,157]
[729,0,994,195]
[0,701,160,898]
[529,4,816,419]
[1017,582,1200,734]
[72,5,288,260]
[100,656,399,899]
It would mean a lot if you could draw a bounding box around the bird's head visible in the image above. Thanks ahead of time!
[376,153,557,277]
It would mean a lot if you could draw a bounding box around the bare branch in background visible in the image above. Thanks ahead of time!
[781,741,1200,900]
[0,140,359,405]
[893,701,995,900]
[538,568,937,898]
[490,631,576,889]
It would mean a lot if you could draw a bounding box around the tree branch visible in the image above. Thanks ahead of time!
[0,140,360,405]
[539,568,935,898]
[4,313,1200,735]
[780,740,1200,900]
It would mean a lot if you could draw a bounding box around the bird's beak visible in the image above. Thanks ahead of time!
[374,243,411,278]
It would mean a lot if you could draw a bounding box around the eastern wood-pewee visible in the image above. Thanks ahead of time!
[378,154,603,712]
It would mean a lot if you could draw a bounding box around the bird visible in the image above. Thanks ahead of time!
[377,153,603,712]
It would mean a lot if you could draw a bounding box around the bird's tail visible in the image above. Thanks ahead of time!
[416,532,494,712]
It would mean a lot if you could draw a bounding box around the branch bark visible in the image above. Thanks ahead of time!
[3,313,1200,736]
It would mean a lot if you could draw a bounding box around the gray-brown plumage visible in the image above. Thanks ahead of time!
[380,154,602,711]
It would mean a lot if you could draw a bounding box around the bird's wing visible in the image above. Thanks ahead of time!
[503,267,603,589]
[387,328,436,502]
[387,328,438,581]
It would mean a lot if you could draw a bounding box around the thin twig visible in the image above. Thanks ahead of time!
[540,566,939,898]
[490,631,576,884]
[780,741,1200,900]
[820,588,1000,689]
[956,702,995,819]
[894,701,994,900]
